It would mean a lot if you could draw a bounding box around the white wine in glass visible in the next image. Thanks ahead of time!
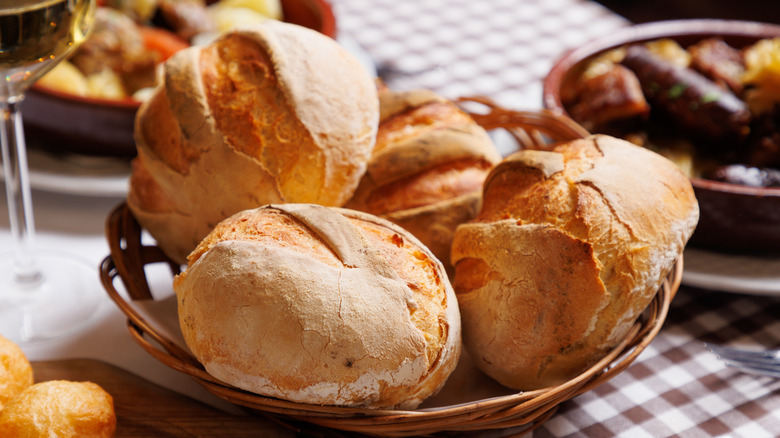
[0,0,101,343]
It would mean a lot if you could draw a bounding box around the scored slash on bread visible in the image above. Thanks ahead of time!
[346,87,501,275]
[128,21,380,264]
[174,204,461,409]
[451,135,699,390]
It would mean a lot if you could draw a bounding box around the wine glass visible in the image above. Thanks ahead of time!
[0,0,101,344]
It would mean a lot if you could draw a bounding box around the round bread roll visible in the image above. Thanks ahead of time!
[128,21,379,263]
[174,203,461,409]
[0,380,116,437]
[345,87,500,273]
[451,135,699,390]
[0,335,33,412]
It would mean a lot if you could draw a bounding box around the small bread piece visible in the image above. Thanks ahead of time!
[174,204,461,409]
[0,336,33,412]
[128,21,379,263]
[345,88,500,272]
[0,380,116,437]
[451,135,699,390]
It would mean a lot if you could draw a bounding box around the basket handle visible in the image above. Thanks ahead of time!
[457,96,590,148]
[105,202,181,300]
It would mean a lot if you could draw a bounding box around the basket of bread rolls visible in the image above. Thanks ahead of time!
[100,19,698,437]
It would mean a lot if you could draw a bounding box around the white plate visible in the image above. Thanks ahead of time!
[682,247,780,295]
[0,148,130,197]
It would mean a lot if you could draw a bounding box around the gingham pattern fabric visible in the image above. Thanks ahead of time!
[329,0,780,436]
[332,0,628,111]
[538,292,780,437]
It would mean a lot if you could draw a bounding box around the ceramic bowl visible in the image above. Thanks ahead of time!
[543,19,780,253]
[23,0,337,158]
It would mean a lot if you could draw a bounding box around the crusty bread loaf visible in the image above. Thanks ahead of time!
[345,88,500,273]
[174,203,461,409]
[451,135,699,390]
[0,335,33,412]
[0,380,116,437]
[128,21,379,263]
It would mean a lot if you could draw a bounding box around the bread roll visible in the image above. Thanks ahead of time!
[174,203,461,409]
[0,380,116,437]
[345,87,500,272]
[128,21,379,263]
[451,135,698,390]
[0,335,33,412]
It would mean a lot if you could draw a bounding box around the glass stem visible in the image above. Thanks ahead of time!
[1,98,42,285]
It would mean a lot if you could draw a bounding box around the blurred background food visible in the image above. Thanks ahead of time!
[36,0,284,102]
[543,20,780,253]
[562,36,780,188]
[22,0,334,157]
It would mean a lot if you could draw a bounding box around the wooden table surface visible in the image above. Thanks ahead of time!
[32,359,296,437]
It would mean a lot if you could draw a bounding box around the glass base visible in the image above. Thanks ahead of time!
[0,251,102,344]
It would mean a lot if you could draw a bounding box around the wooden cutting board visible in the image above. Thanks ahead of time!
[31,359,296,437]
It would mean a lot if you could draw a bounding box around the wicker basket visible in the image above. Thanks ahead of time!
[99,100,682,437]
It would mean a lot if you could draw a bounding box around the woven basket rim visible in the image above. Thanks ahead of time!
[100,103,681,436]
[99,219,678,435]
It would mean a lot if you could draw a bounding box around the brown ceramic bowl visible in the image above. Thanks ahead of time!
[543,19,780,253]
[23,0,337,158]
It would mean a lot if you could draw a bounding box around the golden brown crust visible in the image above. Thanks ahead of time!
[126,156,172,215]
[453,223,609,387]
[451,135,699,390]
[362,159,488,214]
[361,91,499,195]
[133,85,197,176]
[174,204,461,409]
[384,192,482,275]
[199,34,325,203]
[345,89,500,271]
[375,98,471,153]
[0,336,33,412]
[0,380,116,437]
[188,208,341,268]
[128,22,379,264]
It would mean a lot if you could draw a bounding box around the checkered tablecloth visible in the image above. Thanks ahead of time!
[538,290,780,437]
[329,1,780,436]
[332,0,628,110]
